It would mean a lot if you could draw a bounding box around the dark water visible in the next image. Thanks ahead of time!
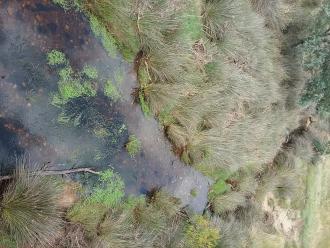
[0,0,210,211]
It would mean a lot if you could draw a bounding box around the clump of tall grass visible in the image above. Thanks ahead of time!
[248,0,294,30]
[85,0,139,59]
[0,165,63,246]
[86,0,300,178]
[68,182,188,248]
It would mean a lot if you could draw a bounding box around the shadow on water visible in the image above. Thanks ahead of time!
[0,0,210,212]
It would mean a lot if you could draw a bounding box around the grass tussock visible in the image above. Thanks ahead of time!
[0,164,63,247]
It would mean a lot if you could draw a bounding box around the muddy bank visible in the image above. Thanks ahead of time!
[0,0,210,212]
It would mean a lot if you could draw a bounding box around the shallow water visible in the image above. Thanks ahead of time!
[0,0,210,212]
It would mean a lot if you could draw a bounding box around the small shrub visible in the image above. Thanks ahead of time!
[184,216,220,248]
[47,49,67,66]
[125,135,141,157]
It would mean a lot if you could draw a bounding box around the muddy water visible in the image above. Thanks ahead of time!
[0,0,210,212]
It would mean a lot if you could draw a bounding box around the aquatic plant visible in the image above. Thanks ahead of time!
[104,79,120,101]
[0,166,62,246]
[49,53,98,105]
[57,79,96,103]
[47,49,67,66]
[82,65,98,79]
[183,216,220,248]
[59,66,74,81]
[125,135,141,157]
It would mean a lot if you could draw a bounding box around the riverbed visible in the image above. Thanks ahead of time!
[0,0,210,212]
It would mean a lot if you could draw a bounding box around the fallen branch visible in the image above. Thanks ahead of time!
[0,167,100,181]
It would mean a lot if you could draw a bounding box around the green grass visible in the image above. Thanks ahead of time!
[183,216,220,248]
[125,135,141,157]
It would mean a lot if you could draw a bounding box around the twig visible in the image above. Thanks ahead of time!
[0,167,100,181]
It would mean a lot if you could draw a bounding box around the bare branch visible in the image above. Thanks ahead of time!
[0,167,100,181]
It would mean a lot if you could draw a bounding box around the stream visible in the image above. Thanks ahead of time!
[0,0,211,213]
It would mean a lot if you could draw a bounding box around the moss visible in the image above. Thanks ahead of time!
[104,79,120,101]
[184,216,220,248]
[89,14,118,57]
[47,50,67,66]
[125,135,141,157]
[82,65,98,79]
